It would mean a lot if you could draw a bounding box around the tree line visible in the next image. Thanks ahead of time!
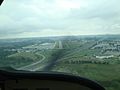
[64,60,109,64]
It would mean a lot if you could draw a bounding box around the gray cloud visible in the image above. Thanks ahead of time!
[68,0,120,19]
[0,0,120,39]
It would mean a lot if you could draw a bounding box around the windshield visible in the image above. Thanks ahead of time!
[0,0,120,90]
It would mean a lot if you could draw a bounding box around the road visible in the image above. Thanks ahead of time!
[17,41,58,71]
[17,41,63,71]
[32,41,63,71]
[17,53,46,71]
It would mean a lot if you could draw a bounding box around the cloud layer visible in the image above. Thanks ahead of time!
[0,0,120,39]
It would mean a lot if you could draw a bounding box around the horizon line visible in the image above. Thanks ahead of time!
[0,34,120,40]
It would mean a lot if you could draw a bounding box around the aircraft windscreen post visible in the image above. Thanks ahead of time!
[0,0,4,6]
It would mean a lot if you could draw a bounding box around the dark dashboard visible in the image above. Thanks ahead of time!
[0,68,105,90]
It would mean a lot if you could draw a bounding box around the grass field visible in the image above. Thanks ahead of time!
[50,40,120,90]
[5,52,43,68]
[8,52,42,60]
[52,64,120,90]
[0,37,120,90]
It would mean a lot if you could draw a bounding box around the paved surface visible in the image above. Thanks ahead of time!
[18,41,58,71]
[17,41,63,71]
[17,53,46,71]
[58,41,63,49]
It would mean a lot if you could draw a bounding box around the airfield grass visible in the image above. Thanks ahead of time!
[54,41,59,49]
[52,64,120,90]
[8,52,42,61]
[51,41,120,90]
[6,52,43,68]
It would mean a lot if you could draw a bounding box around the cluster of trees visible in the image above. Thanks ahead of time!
[64,60,109,64]
[0,56,34,68]
[0,47,34,68]
[0,48,16,59]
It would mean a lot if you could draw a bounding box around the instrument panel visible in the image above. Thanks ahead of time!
[3,79,91,90]
[0,69,105,90]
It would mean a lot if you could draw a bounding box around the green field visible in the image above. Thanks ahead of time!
[7,52,43,67]
[50,40,120,90]
[52,64,120,90]
[0,36,120,90]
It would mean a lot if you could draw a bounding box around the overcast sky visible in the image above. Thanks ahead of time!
[0,0,120,39]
